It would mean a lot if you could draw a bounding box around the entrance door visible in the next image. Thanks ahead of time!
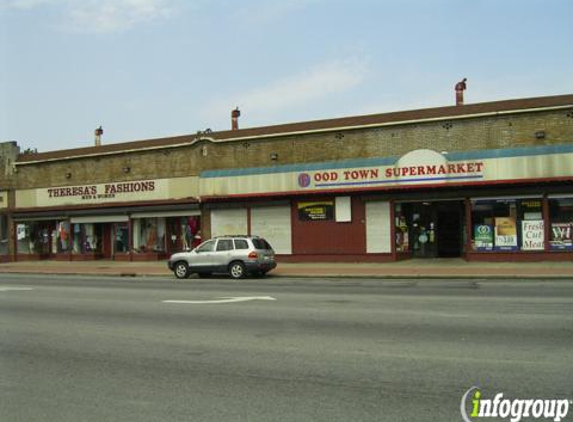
[395,200,464,258]
[437,202,463,257]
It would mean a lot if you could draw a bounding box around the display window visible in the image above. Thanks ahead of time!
[132,218,166,253]
[56,221,71,253]
[394,204,410,253]
[114,223,129,254]
[72,223,103,254]
[394,202,439,257]
[549,197,573,251]
[16,222,54,255]
[471,198,544,251]
[0,215,8,255]
[166,216,201,252]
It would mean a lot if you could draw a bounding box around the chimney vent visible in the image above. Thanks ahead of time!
[231,107,241,130]
[94,126,104,146]
[455,78,467,106]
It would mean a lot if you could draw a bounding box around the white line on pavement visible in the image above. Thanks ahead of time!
[163,296,277,304]
[0,287,34,292]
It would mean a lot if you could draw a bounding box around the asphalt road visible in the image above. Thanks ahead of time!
[1,275,572,422]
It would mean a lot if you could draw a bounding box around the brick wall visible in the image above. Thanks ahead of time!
[10,107,573,190]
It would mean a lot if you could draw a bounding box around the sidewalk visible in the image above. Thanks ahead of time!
[0,258,572,279]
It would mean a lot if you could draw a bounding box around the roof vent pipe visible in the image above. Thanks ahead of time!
[94,126,103,146]
[231,107,241,130]
[455,78,467,106]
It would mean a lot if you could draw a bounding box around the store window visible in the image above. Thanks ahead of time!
[72,223,103,254]
[549,197,573,251]
[394,204,410,253]
[167,216,201,252]
[133,218,166,253]
[0,215,8,255]
[114,223,129,254]
[471,198,544,251]
[16,222,53,255]
[56,221,71,253]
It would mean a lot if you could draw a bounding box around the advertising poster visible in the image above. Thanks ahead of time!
[297,201,334,221]
[494,217,517,250]
[17,224,26,241]
[474,225,493,250]
[519,199,542,220]
[550,223,573,250]
[521,220,544,250]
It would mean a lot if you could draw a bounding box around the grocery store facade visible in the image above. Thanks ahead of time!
[1,94,572,262]
[202,144,573,262]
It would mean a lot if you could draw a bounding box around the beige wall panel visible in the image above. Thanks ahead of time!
[168,176,199,199]
[15,189,37,208]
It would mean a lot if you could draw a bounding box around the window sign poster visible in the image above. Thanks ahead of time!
[520,199,542,220]
[474,225,493,250]
[17,224,26,241]
[550,223,573,250]
[521,220,544,250]
[494,217,518,250]
[298,201,334,221]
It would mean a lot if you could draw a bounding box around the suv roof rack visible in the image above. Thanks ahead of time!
[212,235,260,239]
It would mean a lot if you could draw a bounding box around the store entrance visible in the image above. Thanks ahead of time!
[394,200,465,258]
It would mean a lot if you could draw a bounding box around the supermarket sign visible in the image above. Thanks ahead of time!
[200,146,573,197]
[294,149,485,190]
[298,161,484,188]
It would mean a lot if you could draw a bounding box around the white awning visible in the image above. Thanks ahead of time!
[70,215,129,224]
[471,195,541,202]
[13,216,67,222]
[547,194,573,199]
[131,210,201,218]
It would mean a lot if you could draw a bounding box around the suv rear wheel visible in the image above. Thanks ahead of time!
[229,261,246,279]
[173,261,189,279]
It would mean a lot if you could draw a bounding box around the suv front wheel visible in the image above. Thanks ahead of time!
[173,261,189,279]
[229,261,246,279]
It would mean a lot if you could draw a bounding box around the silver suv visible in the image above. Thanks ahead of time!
[167,235,277,279]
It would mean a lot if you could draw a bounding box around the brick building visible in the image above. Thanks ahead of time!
[1,94,572,262]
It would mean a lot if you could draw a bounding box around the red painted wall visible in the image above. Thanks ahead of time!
[291,196,366,255]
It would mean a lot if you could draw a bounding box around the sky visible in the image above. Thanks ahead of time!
[1,0,572,153]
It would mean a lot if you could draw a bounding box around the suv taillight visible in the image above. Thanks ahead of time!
[248,251,258,259]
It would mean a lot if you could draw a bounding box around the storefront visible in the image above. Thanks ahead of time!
[201,145,573,261]
[12,177,201,261]
[0,190,10,262]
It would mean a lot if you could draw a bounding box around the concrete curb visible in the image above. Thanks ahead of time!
[0,269,571,280]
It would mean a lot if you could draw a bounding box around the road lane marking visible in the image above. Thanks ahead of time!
[0,287,34,292]
[163,296,277,304]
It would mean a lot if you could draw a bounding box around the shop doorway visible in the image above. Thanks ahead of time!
[394,200,465,258]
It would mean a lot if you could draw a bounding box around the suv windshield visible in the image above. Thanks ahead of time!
[252,238,272,250]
